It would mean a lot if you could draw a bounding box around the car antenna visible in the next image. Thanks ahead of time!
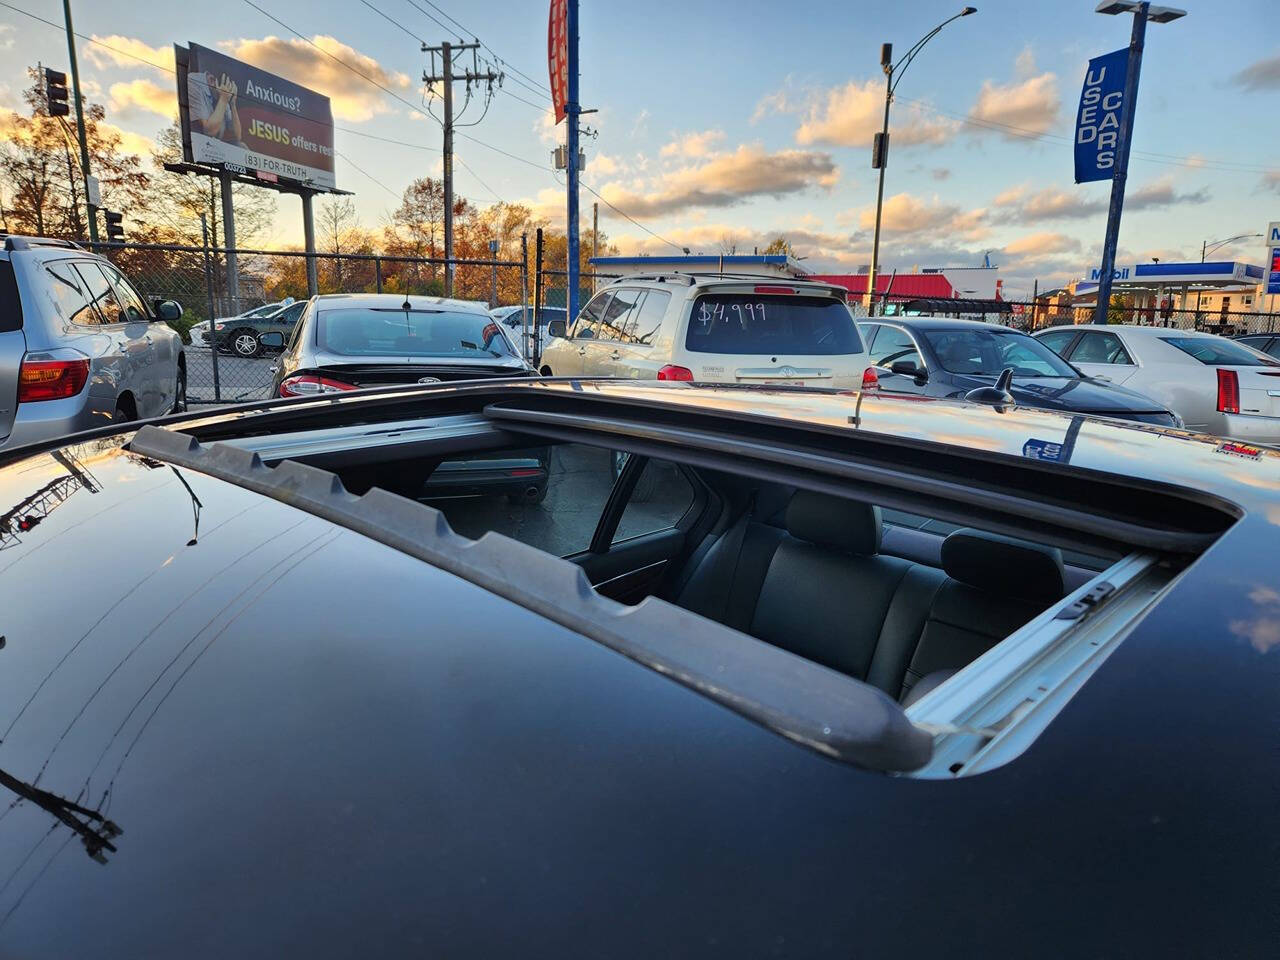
[964,367,1017,408]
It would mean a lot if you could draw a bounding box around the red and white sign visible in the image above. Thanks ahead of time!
[548,0,568,124]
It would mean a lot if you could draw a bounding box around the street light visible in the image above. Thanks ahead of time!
[865,7,976,316]
[1202,233,1263,262]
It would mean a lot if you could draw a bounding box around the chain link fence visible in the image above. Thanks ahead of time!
[88,241,527,406]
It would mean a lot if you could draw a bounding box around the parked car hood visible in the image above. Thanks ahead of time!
[947,373,1167,413]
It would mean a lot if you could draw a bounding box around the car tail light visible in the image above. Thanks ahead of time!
[657,364,694,381]
[861,366,879,391]
[508,467,541,477]
[1216,368,1239,414]
[753,285,798,295]
[18,357,90,402]
[278,374,358,397]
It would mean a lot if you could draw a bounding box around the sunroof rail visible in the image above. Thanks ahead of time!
[128,425,934,774]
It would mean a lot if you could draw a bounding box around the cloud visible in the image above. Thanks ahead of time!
[931,167,951,181]
[967,52,1060,137]
[0,24,14,52]
[596,144,838,219]
[221,35,411,122]
[1002,232,1081,258]
[659,129,724,159]
[590,152,622,176]
[107,78,177,120]
[758,79,956,149]
[534,106,563,146]
[847,192,987,241]
[86,35,175,74]
[1232,52,1280,91]
[1260,170,1280,194]
[992,177,1207,224]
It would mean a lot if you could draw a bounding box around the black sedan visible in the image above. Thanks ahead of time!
[0,380,1273,956]
[860,316,1179,425]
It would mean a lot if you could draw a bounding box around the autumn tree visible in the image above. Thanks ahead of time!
[0,68,151,241]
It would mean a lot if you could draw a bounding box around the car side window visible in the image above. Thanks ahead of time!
[868,324,922,368]
[612,458,696,543]
[285,305,309,351]
[599,288,644,342]
[45,261,102,325]
[573,293,611,340]
[1036,329,1077,356]
[279,302,305,325]
[632,290,669,344]
[74,263,126,324]
[1073,331,1132,365]
[101,264,150,322]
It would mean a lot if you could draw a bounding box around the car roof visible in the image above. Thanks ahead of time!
[1038,324,1217,339]
[313,292,491,314]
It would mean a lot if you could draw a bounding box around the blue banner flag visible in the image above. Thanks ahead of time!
[1074,48,1128,184]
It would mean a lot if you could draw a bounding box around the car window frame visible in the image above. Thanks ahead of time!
[45,258,104,326]
[572,291,612,340]
[73,262,128,325]
[867,322,926,371]
[631,288,670,346]
[595,287,645,344]
[1034,328,1080,358]
[585,454,707,555]
[1072,330,1134,366]
[100,262,153,322]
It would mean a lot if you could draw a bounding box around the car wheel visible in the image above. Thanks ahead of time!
[172,365,187,414]
[231,329,261,358]
[113,398,136,423]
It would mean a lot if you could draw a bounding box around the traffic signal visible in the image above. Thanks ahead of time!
[103,210,124,242]
[43,67,69,117]
[16,515,42,532]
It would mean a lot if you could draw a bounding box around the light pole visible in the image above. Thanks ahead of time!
[1197,233,1262,315]
[1091,1,1186,325]
[866,6,976,316]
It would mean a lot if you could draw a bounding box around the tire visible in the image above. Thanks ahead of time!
[231,329,261,358]
[113,398,135,423]
[172,364,187,414]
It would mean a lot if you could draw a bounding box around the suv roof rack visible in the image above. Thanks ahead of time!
[604,273,698,286]
[2,234,84,252]
[605,272,843,288]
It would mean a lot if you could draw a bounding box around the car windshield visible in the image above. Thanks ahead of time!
[1159,336,1280,367]
[684,293,863,355]
[922,327,1078,378]
[244,303,282,318]
[317,307,517,359]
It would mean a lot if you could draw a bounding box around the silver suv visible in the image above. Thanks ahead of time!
[0,235,185,451]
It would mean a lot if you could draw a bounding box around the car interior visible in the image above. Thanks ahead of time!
[319,439,1103,709]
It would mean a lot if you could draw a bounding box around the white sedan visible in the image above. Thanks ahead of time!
[1033,324,1280,444]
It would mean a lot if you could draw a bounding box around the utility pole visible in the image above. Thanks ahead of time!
[423,40,500,298]
[61,0,96,242]
[565,0,581,321]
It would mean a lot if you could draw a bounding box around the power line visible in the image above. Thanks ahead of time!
[579,180,684,253]
[357,0,428,45]
[335,149,402,200]
[405,0,552,96]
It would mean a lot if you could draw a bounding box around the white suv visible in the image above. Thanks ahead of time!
[538,275,874,388]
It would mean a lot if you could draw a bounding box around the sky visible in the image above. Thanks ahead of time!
[1,0,1277,296]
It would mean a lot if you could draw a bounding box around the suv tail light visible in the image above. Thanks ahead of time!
[1216,368,1239,414]
[18,357,90,402]
[657,364,694,382]
[862,366,879,391]
[279,374,358,397]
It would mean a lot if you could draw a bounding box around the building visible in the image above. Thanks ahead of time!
[1072,260,1266,313]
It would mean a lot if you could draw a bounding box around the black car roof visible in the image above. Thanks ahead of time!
[0,389,1276,954]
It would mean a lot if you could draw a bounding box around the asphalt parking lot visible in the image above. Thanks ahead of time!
[185,343,278,405]
[426,443,695,556]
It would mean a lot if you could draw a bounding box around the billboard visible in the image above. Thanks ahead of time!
[1074,47,1127,184]
[175,42,335,190]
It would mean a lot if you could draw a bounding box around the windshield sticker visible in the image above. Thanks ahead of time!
[1023,438,1064,462]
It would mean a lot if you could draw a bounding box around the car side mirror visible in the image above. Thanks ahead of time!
[546,319,566,338]
[890,359,928,383]
[154,300,183,322]
[259,332,285,348]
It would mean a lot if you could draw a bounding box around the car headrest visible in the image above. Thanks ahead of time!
[785,491,881,555]
[941,528,1066,602]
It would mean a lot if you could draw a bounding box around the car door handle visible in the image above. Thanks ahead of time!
[577,347,587,356]
[609,350,621,360]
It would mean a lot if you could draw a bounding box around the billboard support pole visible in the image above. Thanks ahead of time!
[1093,2,1149,326]
[301,190,318,297]
[200,214,221,403]
[219,170,239,314]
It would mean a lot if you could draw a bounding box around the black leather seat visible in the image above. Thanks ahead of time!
[673,491,1067,704]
